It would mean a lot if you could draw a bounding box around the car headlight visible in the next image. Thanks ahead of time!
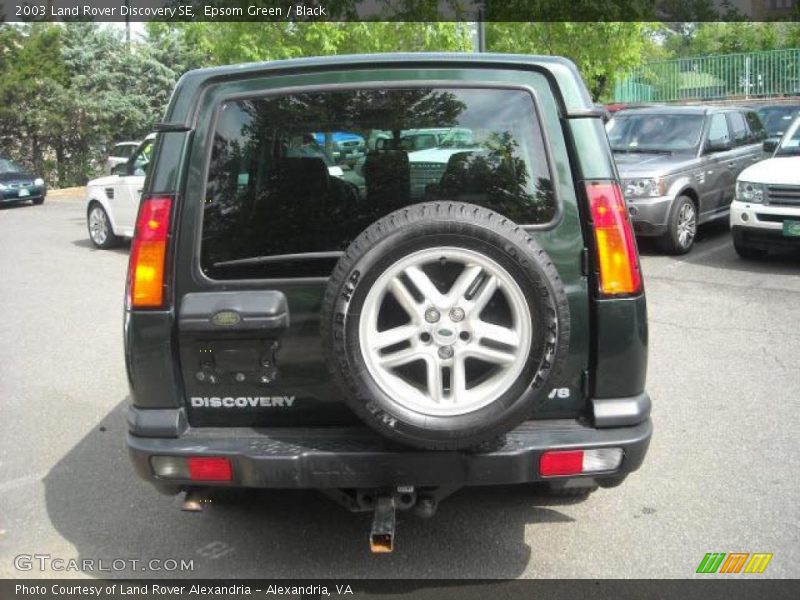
[34,178,44,186]
[623,178,662,198]
[0,183,6,191]
[736,181,764,203]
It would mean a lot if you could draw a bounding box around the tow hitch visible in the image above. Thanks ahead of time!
[369,495,395,553]
[319,486,459,553]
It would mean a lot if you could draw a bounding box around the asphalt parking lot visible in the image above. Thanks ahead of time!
[1,196,798,579]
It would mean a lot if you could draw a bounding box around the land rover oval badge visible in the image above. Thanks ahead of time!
[211,310,241,327]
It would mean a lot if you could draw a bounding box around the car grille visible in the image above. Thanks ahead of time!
[5,181,33,189]
[766,185,800,207]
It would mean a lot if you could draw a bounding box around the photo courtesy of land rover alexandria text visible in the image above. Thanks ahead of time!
[124,54,651,551]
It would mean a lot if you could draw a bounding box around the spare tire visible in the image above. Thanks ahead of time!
[321,202,570,450]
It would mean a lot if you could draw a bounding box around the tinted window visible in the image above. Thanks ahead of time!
[727,112,748,146]
[775,118,800,157]
[756,105,800,137]
[129,140,154,177]
[744,111,766,142]
[707,113,730,147]
[606,113,704,153]
[202,87,556,280]
[113,144,136,159]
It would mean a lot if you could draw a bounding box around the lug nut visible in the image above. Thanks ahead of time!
[235,372,246,382]
[438,346,454,359]
[424,308,440,323]
[449,307,465,322]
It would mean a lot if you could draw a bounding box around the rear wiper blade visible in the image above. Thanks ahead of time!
[213,251,344,268]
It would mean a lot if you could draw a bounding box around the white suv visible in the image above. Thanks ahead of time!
[86,134,155,249]
[731,116,800,258]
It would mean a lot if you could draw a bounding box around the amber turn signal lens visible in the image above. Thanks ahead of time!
[586,182,642,296]
[127,196,172,308]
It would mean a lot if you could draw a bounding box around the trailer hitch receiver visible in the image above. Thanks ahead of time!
[369,495,396,553]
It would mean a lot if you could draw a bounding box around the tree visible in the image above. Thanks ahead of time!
[486,22,662,101]
[0,23,185,186]
[151,22,472,67]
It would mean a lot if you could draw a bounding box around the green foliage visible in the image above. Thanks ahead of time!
[0,23,184,186]
[486,22,662,101]
[1,15,798,185]
[664,22,798,57]
[153,22,472,66]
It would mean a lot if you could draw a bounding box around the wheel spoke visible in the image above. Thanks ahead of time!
[379,346,426,368]
[388,277,420,319]
[447,264,483,303]
[464,344,516,366]
[469,274,498,312]
[426,359,445,403]
[373,324,417,351]
[451,355,467,399]
[473,321,520,348]
[405,265,445,306]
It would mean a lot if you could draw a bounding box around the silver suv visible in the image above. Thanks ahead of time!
[607,106,766,254]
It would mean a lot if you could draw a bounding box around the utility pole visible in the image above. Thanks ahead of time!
[125,0,131,46]
[472,1,486,53]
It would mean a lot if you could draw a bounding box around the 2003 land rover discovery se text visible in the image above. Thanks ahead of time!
[125,54,652,552]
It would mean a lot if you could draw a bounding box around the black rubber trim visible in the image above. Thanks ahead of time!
[127,419,652,489]
[565,107,607,119]
[127,407,188,438]
[592,392,651,428]
[154,122,191,132]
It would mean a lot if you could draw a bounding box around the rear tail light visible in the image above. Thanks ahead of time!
[127,195,172,309]
[539,448,623,477]
[187,457,233,482]
[586,182,642,296]
[150,456,233,482]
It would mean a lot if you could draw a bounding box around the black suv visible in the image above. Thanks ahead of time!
[125,54,651,552]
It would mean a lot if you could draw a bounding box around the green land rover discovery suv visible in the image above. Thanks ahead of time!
[124,53,651,552]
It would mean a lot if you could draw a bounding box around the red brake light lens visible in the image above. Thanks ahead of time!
[539,450,584,477]
[127,196,172,308]
[187,457,232,482]
[586,182,642,296]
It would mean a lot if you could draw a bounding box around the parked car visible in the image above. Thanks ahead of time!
[85,134,154,248]
[730,115,800,258]
[0,158,46,206]
[607,105,766,253]
[312,131,366,164]
[755,104,800,142]
[102,141,141,175]
[125,54,651,552]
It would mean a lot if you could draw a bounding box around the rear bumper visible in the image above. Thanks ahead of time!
[128,401,652,490]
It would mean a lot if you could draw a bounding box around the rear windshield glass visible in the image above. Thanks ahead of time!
[201,87,555,280]
[607,113,704,153]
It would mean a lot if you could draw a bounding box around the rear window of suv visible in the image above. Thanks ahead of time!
[200,86,556,280]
